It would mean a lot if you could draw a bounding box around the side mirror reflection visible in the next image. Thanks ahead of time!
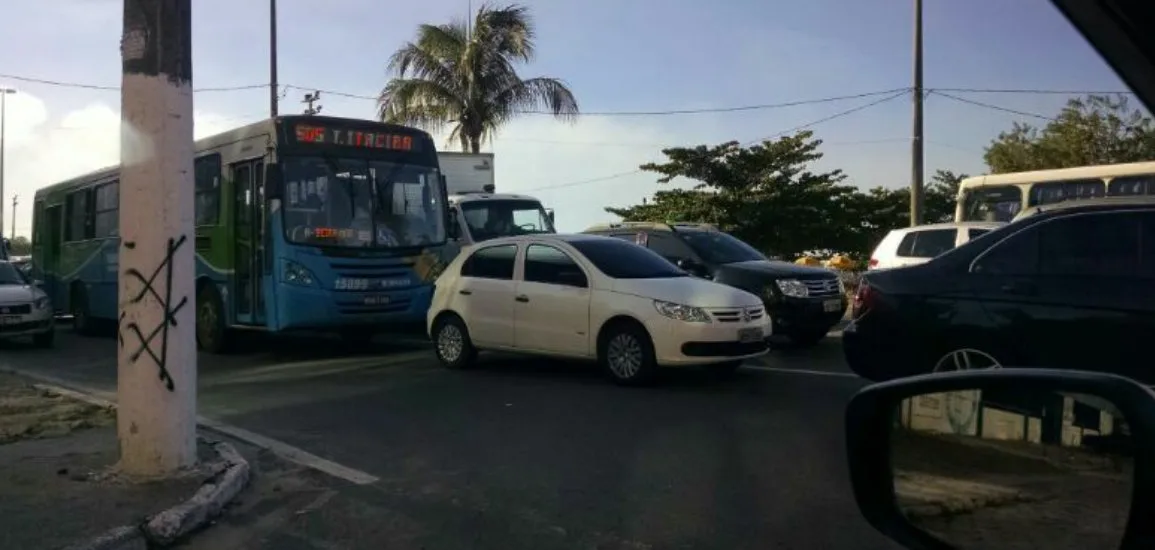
[892,388,1132,550]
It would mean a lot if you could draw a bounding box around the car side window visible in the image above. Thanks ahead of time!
[972,227,1041,276]
[646,234,693,262]
[524,244,588,288]
[460,244,517,280]
[968,228,991,240]
[1038,213,1140,278]
[898,229,957,258]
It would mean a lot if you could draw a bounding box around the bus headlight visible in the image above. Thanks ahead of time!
[283,261,316,287]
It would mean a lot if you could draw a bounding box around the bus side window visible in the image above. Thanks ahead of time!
[195,154,222,226]
[65,189,95,241]
[94,181,119,238]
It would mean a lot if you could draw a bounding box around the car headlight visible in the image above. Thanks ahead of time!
[775,279,809,298]
[283,260,317,287]
[653,300,712,323]
[33,296,50,310]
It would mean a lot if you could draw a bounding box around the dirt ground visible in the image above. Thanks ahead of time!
[0,372,213,549]
[893,430,1132,550]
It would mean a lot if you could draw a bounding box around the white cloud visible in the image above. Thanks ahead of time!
[2,90,235,237]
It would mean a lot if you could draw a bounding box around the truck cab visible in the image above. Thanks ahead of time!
[449,192,556,245]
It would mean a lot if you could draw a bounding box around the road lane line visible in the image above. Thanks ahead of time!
[0,365,381,486]
[742,365,861,378]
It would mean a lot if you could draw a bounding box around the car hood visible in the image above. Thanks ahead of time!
[718,260,836,279]
[0,284,40,305]
[611,277,762,308]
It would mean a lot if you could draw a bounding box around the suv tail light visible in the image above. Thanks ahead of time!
[852,281,875,318]
[868,258,878,268]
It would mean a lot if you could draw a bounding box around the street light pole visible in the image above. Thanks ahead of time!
[910,0,925,227]
[270,0,278,117]
[118,0,198,476]
[10,195,17,239]
[0,88,15,241]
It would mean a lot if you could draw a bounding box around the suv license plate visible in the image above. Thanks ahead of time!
[823,299,842,313]
[738,327,762,343]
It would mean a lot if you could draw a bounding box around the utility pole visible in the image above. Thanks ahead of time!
[10,195,16,239]
[0,88,14,241]
[118,0,197,476]
[270,0,278,117]
[910,0,925,227]
[302,91,322,115]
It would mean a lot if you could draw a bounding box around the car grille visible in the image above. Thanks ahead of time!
[802,278,841,297]
[0,304,32,315]
[709,306,765,323]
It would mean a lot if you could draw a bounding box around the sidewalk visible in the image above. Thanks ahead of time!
[0,372,247,550]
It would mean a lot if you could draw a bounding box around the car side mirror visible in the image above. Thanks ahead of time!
[846,369,1155,550]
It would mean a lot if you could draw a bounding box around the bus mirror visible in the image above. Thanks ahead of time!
[546,209,556,226]
[265,164,283,200]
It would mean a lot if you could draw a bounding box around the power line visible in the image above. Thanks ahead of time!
[520,90,910,193]
[931,87,1136,95]
[0,72,267,93]
[929,91,1054,121]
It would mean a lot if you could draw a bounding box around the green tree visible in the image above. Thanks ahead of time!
[5,236,30,255]
[605,132,864,258]
[984,94,1155,172]
[377,3,579,153]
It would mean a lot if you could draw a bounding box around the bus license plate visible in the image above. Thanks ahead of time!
[363,295,390,306]
[738,327,762,343]
[823,299,842,313]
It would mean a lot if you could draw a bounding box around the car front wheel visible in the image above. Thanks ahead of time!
[599,322,658,386]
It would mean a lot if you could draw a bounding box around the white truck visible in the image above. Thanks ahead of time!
[438,152,556,245]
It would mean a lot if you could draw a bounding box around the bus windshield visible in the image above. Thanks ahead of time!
[460,199,555,242]
[960,185,1023,222]
[282,156,446,248]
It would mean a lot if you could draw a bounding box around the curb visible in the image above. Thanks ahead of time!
[0,374,253,550]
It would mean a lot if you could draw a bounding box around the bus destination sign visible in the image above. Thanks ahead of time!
[293,124,419,152]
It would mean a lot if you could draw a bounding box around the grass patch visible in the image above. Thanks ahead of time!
[0,374,114,444]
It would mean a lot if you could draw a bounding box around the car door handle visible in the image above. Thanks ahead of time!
[459,289,472,296]
[1000,281,1038,295]
[515,295,529,303]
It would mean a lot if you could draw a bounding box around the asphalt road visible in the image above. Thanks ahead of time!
[0,326,902,550]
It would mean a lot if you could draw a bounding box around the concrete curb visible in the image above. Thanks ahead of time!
[0,374,253,550]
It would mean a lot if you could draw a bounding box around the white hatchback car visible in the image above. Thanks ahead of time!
[868,221,1005,270]
[0,260,55,347]
[426,234,772,385]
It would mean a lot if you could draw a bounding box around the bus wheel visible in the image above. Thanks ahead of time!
[196,285,230,354]
[72,285,96,336]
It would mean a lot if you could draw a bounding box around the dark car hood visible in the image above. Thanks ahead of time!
[718,260,835,279]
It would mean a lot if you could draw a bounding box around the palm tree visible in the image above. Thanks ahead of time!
[377,3,579,153]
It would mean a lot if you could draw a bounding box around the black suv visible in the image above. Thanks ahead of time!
[844,198,1155,383]
[583,222,846,347]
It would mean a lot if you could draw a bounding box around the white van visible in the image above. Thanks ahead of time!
[868,222,1004,270]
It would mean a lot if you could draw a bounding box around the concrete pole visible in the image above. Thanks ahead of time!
[270,0,278,117]
[909,0,925,227]
[117,0,197,476]
[0,88,13,240]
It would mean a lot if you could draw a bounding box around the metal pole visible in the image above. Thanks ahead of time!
[910,0,925,227]
[10,195,16,239]
[0,88,11,241]
[270,0,278,117]
[118,0,198,475]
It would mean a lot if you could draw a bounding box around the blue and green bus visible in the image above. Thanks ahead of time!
[31,115,453,352]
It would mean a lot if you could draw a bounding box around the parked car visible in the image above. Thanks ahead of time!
[426,234,772,385]
[843,200,1155,383]
[868,222,1004,270]
[582,222,845,348]
[0,260,55,347]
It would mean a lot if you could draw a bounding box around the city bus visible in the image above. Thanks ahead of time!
[954,161,1155,222]
[31,115,453,353]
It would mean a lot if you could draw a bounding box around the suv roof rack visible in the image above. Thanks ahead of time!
[584,221,720,233]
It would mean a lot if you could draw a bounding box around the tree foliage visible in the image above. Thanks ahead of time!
[378,3,579,153]
[984,94,1155,173]
[5,236,30,256]
[606,134,966,259]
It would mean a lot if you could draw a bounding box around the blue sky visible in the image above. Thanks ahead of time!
[0,0,1136,235]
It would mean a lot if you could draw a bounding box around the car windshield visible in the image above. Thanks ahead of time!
[569,237,688,279]
[677,230,766,264]
[0,263,26,285]
[460,199,555,242]
[282,156,447,248]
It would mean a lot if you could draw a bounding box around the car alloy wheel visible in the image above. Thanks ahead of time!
[606,333,644,380]
[933,348,1003,373]
[437,323,465,363]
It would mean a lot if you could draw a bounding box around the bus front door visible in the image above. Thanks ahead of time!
[230,160,266,326]
[41,204,64,309]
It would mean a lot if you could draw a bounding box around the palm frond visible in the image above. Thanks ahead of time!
[377,79,463,133]
[491,76,579,124]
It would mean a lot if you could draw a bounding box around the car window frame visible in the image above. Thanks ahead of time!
[522,243,590,289]
[899,228,959,258]
[968,211,1144,277]
[459,243,519,281]
[968,222,1043,276]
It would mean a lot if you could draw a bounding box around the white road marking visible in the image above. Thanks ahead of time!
[0,365,382,486]
[742,365,861,378]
